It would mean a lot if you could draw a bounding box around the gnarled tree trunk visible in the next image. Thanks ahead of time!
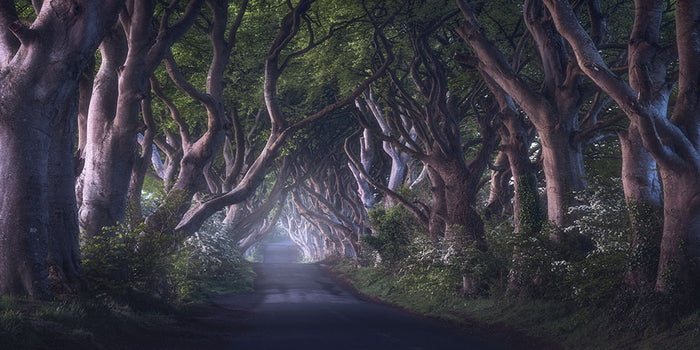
[0,0,122,297]
[543,0,700,295]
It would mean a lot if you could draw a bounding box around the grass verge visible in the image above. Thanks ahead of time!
[0,276,254,349]
[329,261,700,350]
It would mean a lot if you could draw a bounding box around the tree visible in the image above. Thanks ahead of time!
[0,0,122,297]
[456,0,608,236]
[77,0,203,238]
[543,0,700,295]
[353,27,497,247]
[142,0,248,235]
[173,0,392,235]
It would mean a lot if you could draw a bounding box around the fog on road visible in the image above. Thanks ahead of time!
[210,240,511,350]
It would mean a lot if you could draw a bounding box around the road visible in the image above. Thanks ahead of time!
[208,240,513,350]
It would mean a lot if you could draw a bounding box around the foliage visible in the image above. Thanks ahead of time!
[363,204,504,296]
[354,178,648,317]
[563,177,631,306]
[81,221,182,299]
[516,174,545,236]
[173,212,255,300]
[333,259,700,350]
[394,235,462,298]
[82,195,253,303]
[503,178,631,304]
[506,221,564,298]
[626,200,663,290]
[363,205,417,267]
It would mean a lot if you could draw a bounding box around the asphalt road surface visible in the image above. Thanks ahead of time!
[209,240,513,350]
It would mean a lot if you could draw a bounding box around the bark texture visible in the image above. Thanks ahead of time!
[542,0,700,295]
[0,0,122,297]
[457,0,588,232]
[78,0,203,237]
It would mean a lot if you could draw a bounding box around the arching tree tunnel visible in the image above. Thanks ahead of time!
[0,0,698,348]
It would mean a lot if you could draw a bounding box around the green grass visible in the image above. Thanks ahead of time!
[331,262,700,350]
[0,269,255,349]
[0,296,148,349]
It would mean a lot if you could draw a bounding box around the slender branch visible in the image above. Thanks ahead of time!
[150,75,192,145]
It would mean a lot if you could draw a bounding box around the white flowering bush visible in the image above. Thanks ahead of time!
[394,235,461,298]
[561,177,631,305]
[565,177,630,255]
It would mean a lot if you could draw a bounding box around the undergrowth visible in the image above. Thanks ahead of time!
[0,204,255,349]
[343,179,699,350]
[332,261,700,350]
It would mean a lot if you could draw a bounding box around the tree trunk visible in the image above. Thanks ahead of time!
[427,167,447,241]
[47,93,83,296]
[540,127,586,231]
[485,151,512,220]
[348,128,375,209]
[78,24,134,237]
[655,170,700,294]
[0,115,51,298]
[480,73,544,294]
[0,0,122,297]
[541,0,700,296]
[79,0,203,237]
[426,153,486,246]
[621,0,667,293]
[620,125,663,293]
[456,0,588,234]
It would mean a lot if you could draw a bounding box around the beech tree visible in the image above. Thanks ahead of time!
[77,0,203,238]
[297,157,366,259]
[353,29,497,246]
[173,0,392,235]
[140,0,251,235]
[0,0,122,297]
[353,90,420,207]
[543,0,700,295]
[456,0,615,236]
[280,204,324,261]
[225,159,290,251]
[347,127,377,210]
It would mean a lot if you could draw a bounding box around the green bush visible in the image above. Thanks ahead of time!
[363,205,419,267]
[81,222,182,299]
[82,196,253,303]
[363,204,504,296]
[506,222,563,297]
[172,215,255,300]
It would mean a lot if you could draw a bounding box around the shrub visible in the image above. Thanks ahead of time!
[363,205,419,267]
[82,194,253,303]
[506,222,563,297]
[81,222,182,299]
[172,214,254,300]
[563,178,630,306]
